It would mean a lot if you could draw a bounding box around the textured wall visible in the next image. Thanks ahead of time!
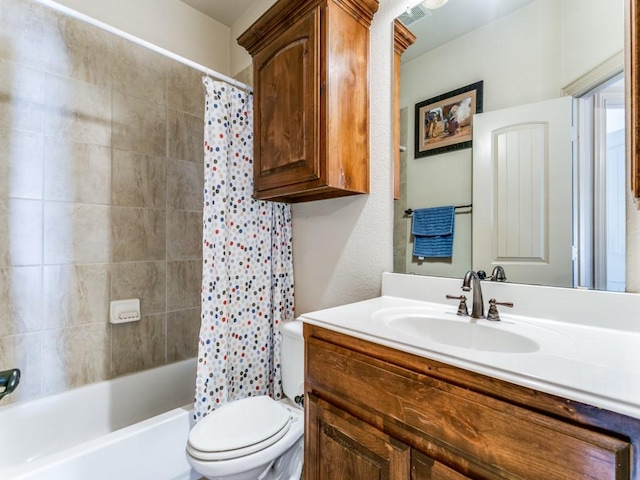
[627,188,640,292]
[0,0,203,404]
[229,0,276,77]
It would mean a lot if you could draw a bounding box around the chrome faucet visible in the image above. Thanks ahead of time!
[0,368,20,401]
[462,270,484,319]
[490,265,507,282]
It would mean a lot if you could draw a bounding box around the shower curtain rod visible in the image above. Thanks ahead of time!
[31,0,254,93]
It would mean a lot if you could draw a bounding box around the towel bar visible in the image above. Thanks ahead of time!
[404,204,472,217]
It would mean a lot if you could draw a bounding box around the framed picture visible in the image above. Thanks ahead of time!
[414,81,483,158]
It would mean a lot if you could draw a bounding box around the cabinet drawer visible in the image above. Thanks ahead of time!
[306,337,630,479]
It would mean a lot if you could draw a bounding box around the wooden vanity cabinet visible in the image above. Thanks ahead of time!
[237,0,378,202]
[304,324,640,480]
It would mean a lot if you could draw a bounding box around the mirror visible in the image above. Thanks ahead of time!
[393,0,634,292]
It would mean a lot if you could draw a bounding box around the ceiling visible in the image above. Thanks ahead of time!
[180,0,257,26]
[181,0,538,55]
[402,0,537,63]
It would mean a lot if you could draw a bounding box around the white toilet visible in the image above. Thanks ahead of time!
[186,320,304,480]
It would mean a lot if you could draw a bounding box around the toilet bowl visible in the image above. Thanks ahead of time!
[186,320,304,480]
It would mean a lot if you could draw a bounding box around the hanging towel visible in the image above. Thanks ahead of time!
[412,206,455,258]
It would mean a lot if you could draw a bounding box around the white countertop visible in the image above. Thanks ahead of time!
[300,293,640,420]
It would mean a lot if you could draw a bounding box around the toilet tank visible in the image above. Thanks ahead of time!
[280,320,304,402]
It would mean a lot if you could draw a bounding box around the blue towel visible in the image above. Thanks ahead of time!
[412,206,455,258]
[411,206,454,236]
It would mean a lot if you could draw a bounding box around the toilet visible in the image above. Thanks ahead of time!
[186,320,304,480]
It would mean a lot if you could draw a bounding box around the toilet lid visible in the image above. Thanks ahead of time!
[188,396,291,459]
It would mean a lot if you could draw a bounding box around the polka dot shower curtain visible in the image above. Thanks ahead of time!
[194,78,294,421]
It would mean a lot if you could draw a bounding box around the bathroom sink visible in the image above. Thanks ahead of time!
[383,313,539,354]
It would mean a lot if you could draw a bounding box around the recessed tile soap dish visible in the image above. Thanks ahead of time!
[110,298,141,324]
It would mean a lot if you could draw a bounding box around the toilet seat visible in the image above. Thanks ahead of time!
[187,396,292,461]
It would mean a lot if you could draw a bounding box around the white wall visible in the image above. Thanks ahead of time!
[291,0,408,314]
[561,0,625,87]
[627,196,640,292]
[230,0,276,77]
[627,0,640,293]
[47,0,231,73]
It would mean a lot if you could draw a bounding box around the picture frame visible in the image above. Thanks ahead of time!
[414,80,484,158]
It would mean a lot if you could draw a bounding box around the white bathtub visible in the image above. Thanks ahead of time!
[0,359,199,480]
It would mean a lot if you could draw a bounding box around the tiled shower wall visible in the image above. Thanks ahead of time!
[393,107,408,273]
[0,0,205,404]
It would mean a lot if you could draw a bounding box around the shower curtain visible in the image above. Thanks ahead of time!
[194,78,294,421]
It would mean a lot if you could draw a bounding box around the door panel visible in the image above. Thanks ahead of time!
[473,97,574,287]
[306,395,410,480]
[253,9,320,193]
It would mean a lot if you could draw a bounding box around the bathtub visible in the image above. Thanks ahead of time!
[0,359,200,480]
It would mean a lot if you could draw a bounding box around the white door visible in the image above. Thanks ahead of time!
[472,97,574,288]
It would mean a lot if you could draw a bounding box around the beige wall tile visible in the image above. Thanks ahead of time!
[44,202,111,264]
[112,207,166,262]
[167,260,201,311]
[234,65,253,88]
[111,261,166,316]
[167,159,203,211]
[112,92,167,157]
[167,209,202,261]
[112,149,166,208]
[44,138,111,204]
[0,59,44,134]
[0,332,42,404]
[167,63,205,117]
[43,73,112,147]
[0,0,45,67]
[0,0,212,402]
[41,322,110,394]
[111,313,166,377]
[112,37,167,105]
[43,264,110,329]
[167,109,203,163]
[0,129,43,200]
[0,266,42,336]
[167,308,200,362]
[0,198,43,266]
[42,9,114,88]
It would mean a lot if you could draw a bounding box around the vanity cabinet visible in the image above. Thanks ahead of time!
[237,0,378,202]
[304,324,640,479]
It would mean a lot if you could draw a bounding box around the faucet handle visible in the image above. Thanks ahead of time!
[486,298,513,321]
[446,294,468,316]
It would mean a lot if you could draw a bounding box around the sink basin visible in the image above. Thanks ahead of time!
[385,314,539,354]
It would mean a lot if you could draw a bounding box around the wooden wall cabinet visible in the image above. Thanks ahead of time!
[238,0,379,202]
[304,324,640,479]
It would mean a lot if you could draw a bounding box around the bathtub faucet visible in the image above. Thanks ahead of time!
[0,368,21,401]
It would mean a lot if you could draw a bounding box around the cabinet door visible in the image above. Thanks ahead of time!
[306,395,410,480]
[253,7,320,198]
[412,450,471,480]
